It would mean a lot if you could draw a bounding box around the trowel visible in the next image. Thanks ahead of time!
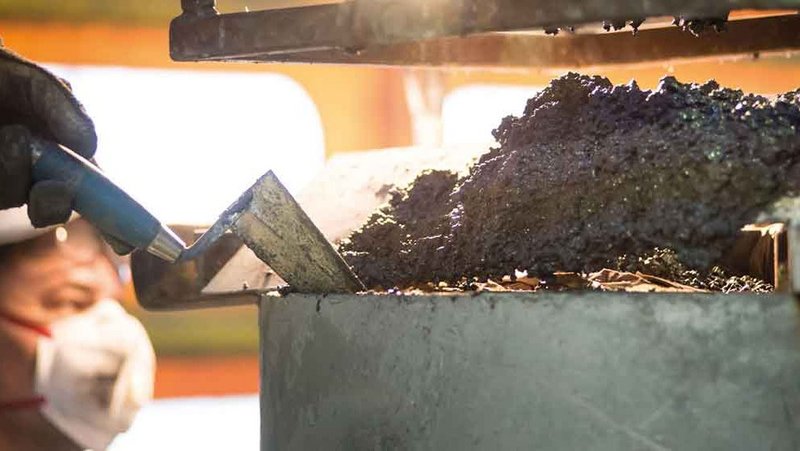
[31,137,364,296]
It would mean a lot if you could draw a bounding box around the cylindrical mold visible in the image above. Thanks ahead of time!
[260,292,800,450]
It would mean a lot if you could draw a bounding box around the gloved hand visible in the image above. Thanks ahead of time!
[0,48,96,228]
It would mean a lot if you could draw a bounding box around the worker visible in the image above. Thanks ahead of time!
[0,48,154,450]
[0,218,156,451]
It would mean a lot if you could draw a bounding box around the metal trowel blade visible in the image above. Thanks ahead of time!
[231,171,365,293]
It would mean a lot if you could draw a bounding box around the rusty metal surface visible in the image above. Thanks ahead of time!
[232,171,364,294]
[259,15,800,68]
[170,0,800,66]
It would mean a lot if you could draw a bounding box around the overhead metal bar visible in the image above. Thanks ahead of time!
[246,15,800,68]
[170,0,800,66]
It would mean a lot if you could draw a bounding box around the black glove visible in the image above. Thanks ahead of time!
[0,48,97,228]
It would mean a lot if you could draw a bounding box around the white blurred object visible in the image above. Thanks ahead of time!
[36,299,156,451]
[44,65,325,226]
[442,84,541,147]
[299,145,486,243]
[404,70,445,147]
[0,206,45,245]
[109,395,260,451]
[0,206,79,246]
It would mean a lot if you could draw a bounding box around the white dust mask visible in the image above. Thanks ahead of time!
[35,299,155,451]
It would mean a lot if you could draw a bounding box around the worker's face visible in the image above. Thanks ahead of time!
[0,220,121,325]
[0,221,120,451]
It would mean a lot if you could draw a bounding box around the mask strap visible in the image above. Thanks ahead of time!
[0,396,46,411]
[0,312,49,411]
[0,310,52,337]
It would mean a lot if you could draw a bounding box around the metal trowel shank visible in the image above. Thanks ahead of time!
[229,171,364,293]
[133,170,363,310]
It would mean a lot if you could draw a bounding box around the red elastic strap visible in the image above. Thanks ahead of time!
[0,312,50,411]
[0,311,51,337]
[0,396,46,411]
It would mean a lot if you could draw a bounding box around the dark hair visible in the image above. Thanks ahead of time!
[0,232,48,269]
[0,242,14,264]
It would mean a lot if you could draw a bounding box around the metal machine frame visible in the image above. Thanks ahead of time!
[131,1,800,449]
[171,0,800,67]
[134,221,800,449]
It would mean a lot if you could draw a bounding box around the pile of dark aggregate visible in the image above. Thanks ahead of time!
[340,73,800,290]
[615,248,774,293]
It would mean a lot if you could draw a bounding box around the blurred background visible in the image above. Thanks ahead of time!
[1,1,799,448]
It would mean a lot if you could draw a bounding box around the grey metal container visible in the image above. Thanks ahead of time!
[259,292,800,450]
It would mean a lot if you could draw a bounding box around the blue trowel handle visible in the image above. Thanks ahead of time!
[30,139,185,262]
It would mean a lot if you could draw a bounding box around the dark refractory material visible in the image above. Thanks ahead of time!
[340,73,800,289]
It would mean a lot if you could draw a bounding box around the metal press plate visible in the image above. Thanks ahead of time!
[170,0,800,67]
